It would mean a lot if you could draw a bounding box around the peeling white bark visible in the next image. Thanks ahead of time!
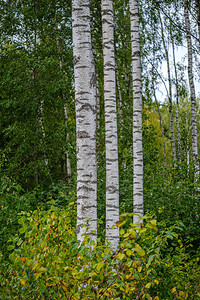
[102,0,119,251]
[184,0,199,180]
[72,0,97,244]
[129,0,143,224]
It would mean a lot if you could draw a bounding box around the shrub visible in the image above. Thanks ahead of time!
[1,207,199,299]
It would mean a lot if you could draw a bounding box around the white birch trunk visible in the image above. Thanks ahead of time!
[102,0,119,251]
[196,0,200,43]
[72,0,97,244]
[90,20,100,129]
[129,0,143,224]
[184,0,199,180]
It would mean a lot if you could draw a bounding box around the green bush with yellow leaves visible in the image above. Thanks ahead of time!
[1,203,199,300]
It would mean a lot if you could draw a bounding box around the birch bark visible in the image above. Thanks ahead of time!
[129,0,143,223]
[196,0,200,42]
[184,0,199,180]
[102,0,119,251]
[72,0,97,244]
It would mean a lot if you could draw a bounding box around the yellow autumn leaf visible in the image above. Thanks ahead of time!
[135,245,145,256]
[60,281,68,292]
[117,253,125,260]
[150,219,157,226]
[171,287,176,293]
[145,282,151,289]
[35,267,47,274]
[120,228,125,235]
[146,220,158,231]
[27,260,38,270]
[138,227,147,234]
[96,262,104,272]
[126,249,132,257]
[138,266,142,272]
[116,220,126,227]
[179,291,188,299]
[20,279,26,286]
[154,280,159,285]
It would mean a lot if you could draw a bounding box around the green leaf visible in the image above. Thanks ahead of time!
[7,245,14,251]
[147,254,154,267]
[96,262,104,272]
[135,245,145,257]
[19,227,26,234]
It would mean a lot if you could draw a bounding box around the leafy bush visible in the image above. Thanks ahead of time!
[1,205,199,300]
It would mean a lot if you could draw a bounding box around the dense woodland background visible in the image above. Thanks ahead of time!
[0,0,200,299]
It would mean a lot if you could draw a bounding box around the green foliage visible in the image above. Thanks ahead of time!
[0,0,75,189]
[144,163,200,250]
[0,1,200,299]
[0,176,36,259]
[0,176,75,261]
[1,208,199,299]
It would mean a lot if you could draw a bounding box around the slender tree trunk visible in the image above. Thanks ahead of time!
[129,0,143,223]
[63,103,71,179]
[154,90,167,164]
[116,67,123,122]
[33,1,39,185]
[184,0,199,180]
[172,36,181,162]
[196,0,200,42]
[159,13,177,163]
[72,0,97,244]
[55,27,72,180]
[60,58,72,179]
[90,19,100,129]
[33,96,39,185]
[151,20,166,165]
[102,0,119,251]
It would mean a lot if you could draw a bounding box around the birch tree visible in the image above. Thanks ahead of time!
[196,0,200,42]
[102,0,119,251]
[129,0,143,223]
[184,0,199,180]
[72,0,97,244]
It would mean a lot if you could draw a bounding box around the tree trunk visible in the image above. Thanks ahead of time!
[116,67,123,123]
[196,0,200,42]
[90,19,100,129]
[102,0,119,251]
[63,103,71,179]
[72,0,97,244]
[172,36,181,162]
[154,89,167,164]
[159,13,177,164]
[184,0,199,180]
[55,27,72,180]
[129,0,143,224]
